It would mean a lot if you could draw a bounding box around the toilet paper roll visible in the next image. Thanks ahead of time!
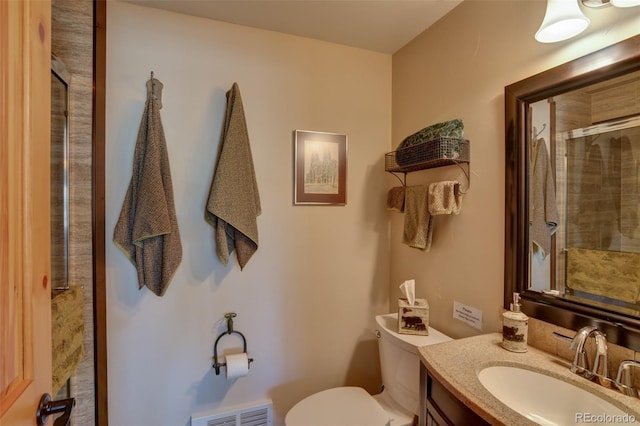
[225,353,249,379]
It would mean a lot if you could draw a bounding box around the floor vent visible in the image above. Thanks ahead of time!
[190,400,272,426]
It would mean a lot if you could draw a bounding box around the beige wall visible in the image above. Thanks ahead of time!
[106,2,391,425]
[104,1,640,424]
[391,1,640,339]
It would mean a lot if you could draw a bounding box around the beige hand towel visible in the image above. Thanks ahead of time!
[51,286,85,395]
[386,186,405,212]
[113,77,182,296]
[206,83,261,269]
[403,185,433,250]
[428,181,463,215]
[566,248,640,305]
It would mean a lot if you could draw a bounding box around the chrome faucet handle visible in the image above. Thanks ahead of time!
[589,330,609,380]
[569,326,597,375]
[615,360,640,398]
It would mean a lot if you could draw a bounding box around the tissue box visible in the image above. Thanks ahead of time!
[398,298,429,335]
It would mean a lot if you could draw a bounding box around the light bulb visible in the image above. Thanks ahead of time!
[611,0,640,6]
[535,0,590,43]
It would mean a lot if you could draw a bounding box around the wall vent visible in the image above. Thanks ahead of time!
[190,400,272,426]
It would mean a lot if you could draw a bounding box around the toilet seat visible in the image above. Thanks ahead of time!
[285,387,390,426]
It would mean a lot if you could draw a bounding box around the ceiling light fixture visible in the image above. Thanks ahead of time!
[581,0,610,7]
[535,0,590,43]
[610,0,640,7]
[536,0,640,43]
[583,0,640,7]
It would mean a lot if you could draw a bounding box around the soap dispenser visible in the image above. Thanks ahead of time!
[502,292,528,353]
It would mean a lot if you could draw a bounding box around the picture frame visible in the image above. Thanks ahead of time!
[294,130,347,205]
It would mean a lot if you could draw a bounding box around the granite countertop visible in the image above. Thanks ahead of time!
[419,333,640,425]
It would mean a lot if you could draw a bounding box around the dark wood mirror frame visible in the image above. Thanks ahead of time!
[93,1,108,424]
[504,34,640,351]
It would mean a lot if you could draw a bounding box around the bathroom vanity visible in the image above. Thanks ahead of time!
[420,367,489,425]
[418,333,640,426]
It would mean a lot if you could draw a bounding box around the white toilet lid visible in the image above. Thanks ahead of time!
[285,387,390,426]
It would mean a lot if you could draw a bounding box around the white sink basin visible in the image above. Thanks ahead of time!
[478,366,636,425]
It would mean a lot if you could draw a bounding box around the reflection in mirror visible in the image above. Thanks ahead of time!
[529,72,640,318]
[505,34,640,350]
[51,55,70,292]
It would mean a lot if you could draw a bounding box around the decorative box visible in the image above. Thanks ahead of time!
[398,298,429,335]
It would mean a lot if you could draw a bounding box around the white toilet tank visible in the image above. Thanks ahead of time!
[375,313,452,416]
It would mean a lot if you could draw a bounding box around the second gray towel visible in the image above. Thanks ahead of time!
[206,83,261,270]
[386,186,405,212]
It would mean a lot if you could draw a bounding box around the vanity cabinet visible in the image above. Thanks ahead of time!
[420,363,489,426]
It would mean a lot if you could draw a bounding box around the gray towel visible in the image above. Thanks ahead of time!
[113,77,182,296]
[609,136,638,238]
[576,142,614,249]
[206,83,261,269]
[386,186,405,212]
[530,138,559,258]
[403,185,433,250]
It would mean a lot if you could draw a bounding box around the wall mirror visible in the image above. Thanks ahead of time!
[505,34,640,350]
[51,54,70,292]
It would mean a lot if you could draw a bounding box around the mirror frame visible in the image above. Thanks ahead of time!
[505,34,640,350]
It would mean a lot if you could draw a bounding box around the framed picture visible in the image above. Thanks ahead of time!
[294,130,347,205]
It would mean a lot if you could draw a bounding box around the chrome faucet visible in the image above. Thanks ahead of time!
[557,326,640,398]
[615,360,640,398]
[569,326,609,381]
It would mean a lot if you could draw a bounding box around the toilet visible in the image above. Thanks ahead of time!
[285,312,453,426]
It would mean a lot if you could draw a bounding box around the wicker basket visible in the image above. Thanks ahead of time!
[385,137,470,173]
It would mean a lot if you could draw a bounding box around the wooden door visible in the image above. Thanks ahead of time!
[0,0,52,425]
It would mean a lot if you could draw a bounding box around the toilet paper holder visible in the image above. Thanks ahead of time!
[212,312,254,375]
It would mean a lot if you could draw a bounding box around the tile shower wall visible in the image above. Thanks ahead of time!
[51,1,95,425]
[555,74,640,294]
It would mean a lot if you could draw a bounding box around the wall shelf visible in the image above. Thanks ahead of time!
[385,138,471,189]
[385,137,470,174]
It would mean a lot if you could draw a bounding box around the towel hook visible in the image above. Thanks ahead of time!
[212,313,254,375]
[146,71,163,107]
[533,123,546,139]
